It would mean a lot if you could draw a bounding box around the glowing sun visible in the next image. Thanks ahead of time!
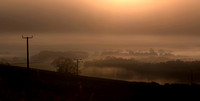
[108,0,150,5]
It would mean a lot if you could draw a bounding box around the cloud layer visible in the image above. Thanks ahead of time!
[0,0,200,35]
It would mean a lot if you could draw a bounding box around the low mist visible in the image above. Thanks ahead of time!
[1,49,200,84]
[84,56,200,84]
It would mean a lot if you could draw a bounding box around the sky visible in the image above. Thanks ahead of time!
[0,0,200,56]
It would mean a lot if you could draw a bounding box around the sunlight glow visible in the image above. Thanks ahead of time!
[93,0,160,12]
[90,0,163,14]
[111,0,146,3]
[106,0,152,6]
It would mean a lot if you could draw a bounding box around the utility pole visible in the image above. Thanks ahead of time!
[74,58,82,75]
[22,35,33,73]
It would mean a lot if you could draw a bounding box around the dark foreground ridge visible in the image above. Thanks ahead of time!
[0,64,199,101]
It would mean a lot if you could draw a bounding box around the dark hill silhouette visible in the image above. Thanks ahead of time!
[0,64,199,101]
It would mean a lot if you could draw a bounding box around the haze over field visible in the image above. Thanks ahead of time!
[1,0,200,84]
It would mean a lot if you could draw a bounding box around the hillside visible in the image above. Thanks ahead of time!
[0,64,199,101]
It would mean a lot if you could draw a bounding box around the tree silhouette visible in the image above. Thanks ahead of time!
[51,57,77,74]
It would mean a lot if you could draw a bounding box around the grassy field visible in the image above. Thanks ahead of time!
[0,64,199,101]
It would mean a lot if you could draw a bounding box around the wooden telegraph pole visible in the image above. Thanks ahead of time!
[74,58,82,75]
[22,35,33,73]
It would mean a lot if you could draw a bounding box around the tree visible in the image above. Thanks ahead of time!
[51,57,77,74]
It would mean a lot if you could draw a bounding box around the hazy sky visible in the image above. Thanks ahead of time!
[0,0,200,55]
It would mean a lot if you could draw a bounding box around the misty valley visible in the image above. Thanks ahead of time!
[1,49,200,100]
[1,49,200,84]
[1,0,200,100]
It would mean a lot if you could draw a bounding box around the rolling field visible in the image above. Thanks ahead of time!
[0,64,199,101]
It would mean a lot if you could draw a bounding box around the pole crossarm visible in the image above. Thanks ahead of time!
[22,35,33,39]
